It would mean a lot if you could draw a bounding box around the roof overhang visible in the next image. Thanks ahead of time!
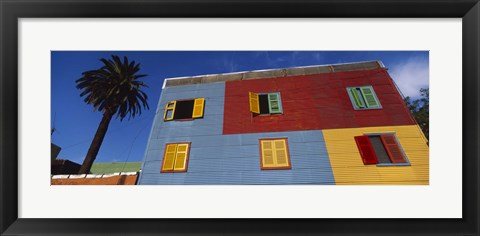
[162,60,385,89]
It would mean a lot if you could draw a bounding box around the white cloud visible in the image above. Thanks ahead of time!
[312,52,323,62]
[222,54,239,72]
[388,57,429,98]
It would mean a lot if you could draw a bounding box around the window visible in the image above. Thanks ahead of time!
[249,92,283,115]
[354,134,409,166]
[160,143,191,172]
[347,86,381,110]
[163,98,205,121]
[259,138,291,170]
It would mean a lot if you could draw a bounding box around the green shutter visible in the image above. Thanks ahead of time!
[268,92,282,114]
[360,86,380,108]
[349,88,365,109]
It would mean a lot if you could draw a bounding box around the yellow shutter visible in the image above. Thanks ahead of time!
[261,140,275,168]
[249,92,260,114]
[260,139,291,169]
[173,143,189,171]
[162,144,177,171]
[273,139,289,167]
[163,101,176,121]
[192,98,205,118]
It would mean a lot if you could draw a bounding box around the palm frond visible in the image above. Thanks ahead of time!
[76,55,149,120]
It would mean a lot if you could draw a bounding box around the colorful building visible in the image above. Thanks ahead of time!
[138,61,429,185]
[51,162,142,185]
[51,172,139,185]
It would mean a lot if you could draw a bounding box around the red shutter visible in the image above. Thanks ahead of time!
[380,134,407,163]
[354,136,378,165]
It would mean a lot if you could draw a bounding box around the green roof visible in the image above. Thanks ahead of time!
[90,162,142,174]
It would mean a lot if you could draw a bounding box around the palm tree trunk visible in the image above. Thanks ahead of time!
[78,111,114,174]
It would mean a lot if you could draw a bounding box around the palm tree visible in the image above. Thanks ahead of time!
[76,55,149,174]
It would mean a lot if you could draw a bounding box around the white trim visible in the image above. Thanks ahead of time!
[377,60,386,68]
[120,172,138,176]
[51,175,69,179]
[51,172,137,180]
[85,174,103,178]
[162,78,168,89]
[68,174,86,179]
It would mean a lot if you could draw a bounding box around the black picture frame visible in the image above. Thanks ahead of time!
[1,0,478,235]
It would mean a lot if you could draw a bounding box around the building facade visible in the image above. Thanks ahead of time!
[51,172,139,185]
[51,162,142,185]
[138,61,429,185]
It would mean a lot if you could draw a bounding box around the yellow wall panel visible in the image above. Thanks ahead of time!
[323,125,429,185]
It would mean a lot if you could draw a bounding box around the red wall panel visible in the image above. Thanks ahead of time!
[223,68,416,135]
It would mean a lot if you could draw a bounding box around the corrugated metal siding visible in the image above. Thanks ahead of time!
[139,71,427,185]
[138,82,335,185]
[223,68,416,134]
[90,162,141,174]
[140,130,335,185]
[322,125,429,185]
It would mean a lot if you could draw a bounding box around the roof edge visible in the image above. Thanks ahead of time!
[163,60,385,89]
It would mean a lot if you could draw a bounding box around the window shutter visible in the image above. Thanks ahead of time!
[162,144,177,171]
[380,134,407,163]
[192,98,205,118]
[249,92,260,114]
[268,93,282,114]
[173,143,190,171]
[261,140,275,167]
[273,139,289,167]
[349,88,365,109]
[163,101,176,121]
[360,87,380,108]
[354,136,378,165]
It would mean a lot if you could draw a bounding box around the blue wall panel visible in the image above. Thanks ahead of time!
[138,82,335,185]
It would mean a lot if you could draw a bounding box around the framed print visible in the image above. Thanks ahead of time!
[1,0,479,235]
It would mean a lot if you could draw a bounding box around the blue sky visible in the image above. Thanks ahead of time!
[51,51,429,164]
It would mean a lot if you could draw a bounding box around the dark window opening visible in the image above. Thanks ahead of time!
[368,136,391,164]
[259,94,270,114]
[173,100,195,119]
[354,88,367,106]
